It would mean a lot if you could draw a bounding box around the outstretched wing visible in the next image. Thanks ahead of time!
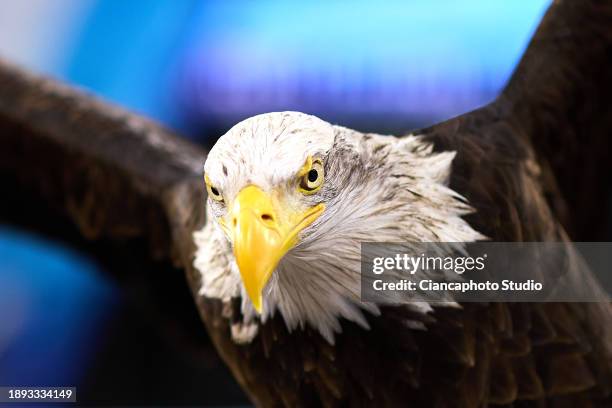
[0,59,206,254]
[420,0,612,242]
[0,59,215,372]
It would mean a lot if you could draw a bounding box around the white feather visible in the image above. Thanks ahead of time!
[193,112,484,344]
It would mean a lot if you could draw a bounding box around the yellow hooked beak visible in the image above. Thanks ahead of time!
[224,185,324,313]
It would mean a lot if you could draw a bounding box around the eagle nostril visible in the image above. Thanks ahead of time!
[261,213,274,223]
[232,217,237,227]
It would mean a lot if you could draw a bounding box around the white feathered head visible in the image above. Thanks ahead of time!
[195,112,483,343]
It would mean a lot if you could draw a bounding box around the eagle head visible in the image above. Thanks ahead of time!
[195,111,482,343]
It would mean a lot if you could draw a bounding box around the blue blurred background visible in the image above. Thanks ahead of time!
[0,0,550,404]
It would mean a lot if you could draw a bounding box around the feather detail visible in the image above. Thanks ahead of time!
[194,112,483,343]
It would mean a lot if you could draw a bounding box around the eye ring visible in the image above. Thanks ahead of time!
[204,174,224,202]
[299,158,324,194]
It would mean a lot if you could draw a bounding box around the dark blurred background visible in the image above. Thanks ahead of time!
[0,0,551,405]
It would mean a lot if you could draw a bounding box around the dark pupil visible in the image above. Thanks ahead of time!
[210,187,219,196]
[307,169,318,183]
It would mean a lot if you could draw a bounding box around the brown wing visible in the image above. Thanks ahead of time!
[0,59,206,255]
[1,0,612,406]
[0,59,218,378]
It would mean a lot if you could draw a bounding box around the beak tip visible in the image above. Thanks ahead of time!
[252,296,263,314]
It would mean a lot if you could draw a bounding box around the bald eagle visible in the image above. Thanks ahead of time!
[195,111,486,344]
[192,110,612,406]
[1,0,612,407]
[189,1,612,405]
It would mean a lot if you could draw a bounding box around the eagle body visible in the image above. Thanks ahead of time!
[193,111,612,407]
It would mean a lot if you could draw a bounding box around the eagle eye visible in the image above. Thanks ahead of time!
[308,169,318,182]
[204,174,224,202]
[299,159,324,194]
